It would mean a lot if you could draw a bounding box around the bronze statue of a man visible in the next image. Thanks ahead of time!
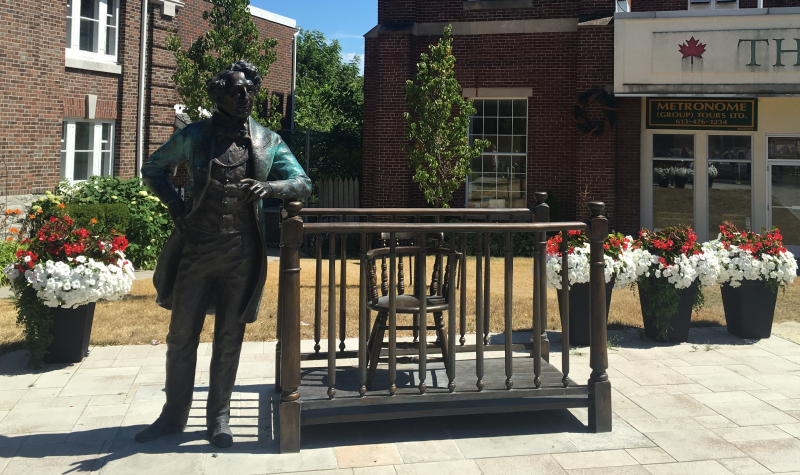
[136,60,311,448]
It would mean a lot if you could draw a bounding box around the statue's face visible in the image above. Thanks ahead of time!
[216,71,256,121]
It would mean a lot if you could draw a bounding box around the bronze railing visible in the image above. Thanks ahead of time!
[274,196,611,453]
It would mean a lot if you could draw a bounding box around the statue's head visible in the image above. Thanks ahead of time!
[207,60,262,121]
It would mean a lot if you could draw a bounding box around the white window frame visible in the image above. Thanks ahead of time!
[466,98,528,209]
[688,0,739,10]
[66,0,119,64]
[61,119,115,182]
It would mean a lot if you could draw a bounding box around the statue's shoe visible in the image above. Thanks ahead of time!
[207,417,234,448]
[134,417,185,443]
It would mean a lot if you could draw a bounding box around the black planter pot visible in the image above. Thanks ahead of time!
[557,277,614,347]
[639,279,698,342]
[43,302,96,364]
[674,176,687,189]
[657,177,670,188]
[708,177,715,189]
[721,281,778,339]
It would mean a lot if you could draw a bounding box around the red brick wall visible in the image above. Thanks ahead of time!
[365,3,630,228]
[615,97,641,235]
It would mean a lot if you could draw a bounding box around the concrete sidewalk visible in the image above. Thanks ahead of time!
[1,326,800,474]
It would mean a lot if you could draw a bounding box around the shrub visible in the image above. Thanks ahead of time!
[0,240,21,286]
[55,177,172,270]
[65,203,131,235]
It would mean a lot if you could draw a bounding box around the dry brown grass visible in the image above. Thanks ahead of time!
[1,256,799,354]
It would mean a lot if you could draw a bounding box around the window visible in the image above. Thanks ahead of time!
[468,99,527,208]
[652,134,695,230]
[61,120,114,182]
[689,0,738,10]
[708,135,752,237]
[66,0,118,62]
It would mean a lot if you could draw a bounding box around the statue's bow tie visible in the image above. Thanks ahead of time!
[214,126,249,141]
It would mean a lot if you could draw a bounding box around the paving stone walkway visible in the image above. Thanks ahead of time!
[1,326,800,474]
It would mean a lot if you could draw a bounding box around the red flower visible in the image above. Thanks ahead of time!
[111,236,129,252]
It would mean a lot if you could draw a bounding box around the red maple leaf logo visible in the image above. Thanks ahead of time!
[679,37,706,65]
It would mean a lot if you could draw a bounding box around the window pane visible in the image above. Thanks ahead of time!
[80,0,98,19]
[471,117,483,135]
[498,135,512,153]
[513,136,526,154]
[473,99,483,116]
[771,165,800,248]
[653,159,694,231]
[79,19,98,52]
[61,122,67,176]
[66,0,72,46]
[107,0,117,26]
[101,152,110,176]
[484,100,497,117]
[498,118,512,135]
[102,123,111,143]
[73,152,91,180]
[709,161,751,238]
[499,100,513,117]
[484,118,497,135]
[768,137,800,160]
[708,135,751,161]
[106,27,116,55]
[512,99,526,117]
[653,134,694,158]
[74,122,93,150]
[513,118,526,135]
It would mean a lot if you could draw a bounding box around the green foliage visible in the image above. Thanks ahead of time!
[166,0,282,130]
[638,276,705,341]
[0,240,21,286]
[403,25,490,208]
[55,177,172,270]
[294,29,364,135]
[64,203,131,235]
[13,282,53,369]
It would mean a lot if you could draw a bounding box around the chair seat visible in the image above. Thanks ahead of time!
[367,294,449,314]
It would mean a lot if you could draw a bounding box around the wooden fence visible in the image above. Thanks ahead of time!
[318,177,359,209]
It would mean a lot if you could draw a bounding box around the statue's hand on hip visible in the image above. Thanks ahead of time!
[241,178,273,203]
[166,200,188,233]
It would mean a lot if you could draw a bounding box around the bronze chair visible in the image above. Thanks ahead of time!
[365,235,462,389]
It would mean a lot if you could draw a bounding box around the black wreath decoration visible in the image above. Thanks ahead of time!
[574,89,618,135]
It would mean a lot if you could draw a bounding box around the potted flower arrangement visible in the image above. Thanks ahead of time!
[654,166,671,188]
[635,226,718,342]
[708,164,718,189]
[711,222,797,339]
[3,209,135,367]
[672,166,694,189]
[545,231,632,346]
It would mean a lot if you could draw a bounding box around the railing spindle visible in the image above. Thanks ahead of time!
[459,232,467,346]
[475,232,485,391]
[418,232,427,395]
[389,233,397,396]
[504,231,514,390]
[535,193,551,362]
[484,227,491,346]
[532,231,542,389]
[588,202,611,432]
[314,234,322,353]
[359,232,368,396]
[447,232,457,393]
[340,231,347,352]
[560,231,570,387]
[327,233,337,399]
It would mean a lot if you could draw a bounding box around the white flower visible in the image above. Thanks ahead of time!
[710,240,797,288]
[75,256,86,263]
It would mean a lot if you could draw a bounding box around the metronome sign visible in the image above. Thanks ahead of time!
[646,98,757,131]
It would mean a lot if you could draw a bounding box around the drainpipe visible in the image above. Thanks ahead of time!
[757,0,763,7]
[290,27,300,135]
[136,0,149,178]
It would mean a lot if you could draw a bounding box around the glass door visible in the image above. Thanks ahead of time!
[768,136,800,256]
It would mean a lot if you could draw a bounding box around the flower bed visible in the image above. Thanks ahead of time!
[545,231,631,289]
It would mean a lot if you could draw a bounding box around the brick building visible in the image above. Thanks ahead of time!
[0,0,296,207]
[362,0,800,253]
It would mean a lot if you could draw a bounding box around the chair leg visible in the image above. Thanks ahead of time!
[412,312,419,343]
[366,311,388,390]
[433,312,451,376]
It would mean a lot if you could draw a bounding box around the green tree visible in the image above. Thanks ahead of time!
[294,29,363,135]
[166,0,282,130]
[403,25,488,208]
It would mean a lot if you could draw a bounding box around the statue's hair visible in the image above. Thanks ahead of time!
[207,60,262,104]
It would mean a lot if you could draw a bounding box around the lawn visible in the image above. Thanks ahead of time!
[1,257,799,355]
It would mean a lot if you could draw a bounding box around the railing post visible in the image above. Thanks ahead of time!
[533,192,550,362]
[279,202,304,453]
[587,201,611,433]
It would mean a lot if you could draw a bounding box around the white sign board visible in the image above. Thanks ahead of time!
[615,10,800,95]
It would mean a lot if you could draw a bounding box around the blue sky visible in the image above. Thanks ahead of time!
[251,0,377,69]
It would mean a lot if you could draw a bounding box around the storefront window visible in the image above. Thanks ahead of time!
[468,99,527,208]
[652,134,694,230]
[708,135,752,238]
[769,137,800,250]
